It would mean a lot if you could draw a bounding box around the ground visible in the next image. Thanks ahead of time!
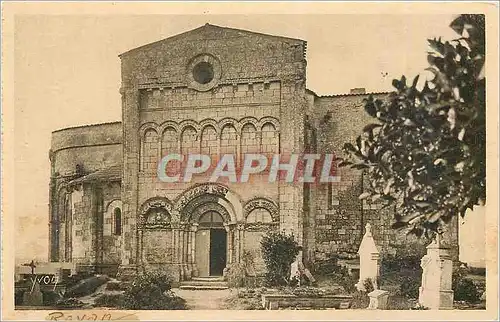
[172,288,232,310]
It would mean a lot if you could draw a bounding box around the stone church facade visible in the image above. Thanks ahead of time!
[48,24,457,281]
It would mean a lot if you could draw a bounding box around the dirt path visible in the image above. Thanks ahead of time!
[172,288,232,310]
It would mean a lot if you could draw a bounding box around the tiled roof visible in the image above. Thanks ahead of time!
[69,164,122,185]
[52,121,121,134]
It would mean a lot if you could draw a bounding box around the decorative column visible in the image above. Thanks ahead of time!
[236,223,245,263]
[356,223,380,291]
[191,223,198,277]
[171,222,182,281]
[179,223,186,280]
[226,225,234,265]
[418,234,454,310]
[137,229,144,269]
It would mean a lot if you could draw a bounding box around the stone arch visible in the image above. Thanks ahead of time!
[185,200,231,224]
[179,120,201,135]
[174,183,243,223]
[180,125,199,156]
[240,122,260,155]
[247,208,273,223]
[260,121,279,156]
[161,126,179,158]
[141,127,159,172]
[200,119,220,138]
[158,121,180,135]
[220,123,238,160]
[105,199,122,236]
[200,124,218,166]
[258,117,280,131]
[239,117,259,129]
[243,197,279,223]
[138,122,160,137]
[219,117,240,134]
[138,197,176,229]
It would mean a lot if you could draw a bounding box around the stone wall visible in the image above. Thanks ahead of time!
[310,93,401,260]
[120,24,308,270]
[309,92,459,261]
[49,122,122,262]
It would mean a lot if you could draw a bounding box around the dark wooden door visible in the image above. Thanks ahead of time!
[209,229,227,276]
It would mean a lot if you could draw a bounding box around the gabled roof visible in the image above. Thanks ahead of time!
[69,165,122,185]
[119,23,306,57]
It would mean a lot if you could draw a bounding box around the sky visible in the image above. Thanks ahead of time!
[13,14,459,262]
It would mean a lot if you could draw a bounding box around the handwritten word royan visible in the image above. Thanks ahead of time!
[46,312,138,321]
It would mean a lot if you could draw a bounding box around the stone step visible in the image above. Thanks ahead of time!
[191,276,225,282]
[180,280,228,287]
[178,285,229,290]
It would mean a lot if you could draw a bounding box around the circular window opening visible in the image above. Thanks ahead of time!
[192,61,214,84]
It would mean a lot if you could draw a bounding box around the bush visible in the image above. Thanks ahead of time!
[452,266,481,303]
[350,291,370,309]
[41,290,62,306]
[332,266,357,294]
[454,278,481,303]
[399,275,420,299]
[381,242,428,274]
[226,264,246,288]
[55,297,85,309]
[260,231,300,287]
[363,278,375,294]
[64,275,109,298]
[15,289,25,306]
[314,256,339,276]
[120,271,187,310]
[95,293,124,307]
[105,281,126,291]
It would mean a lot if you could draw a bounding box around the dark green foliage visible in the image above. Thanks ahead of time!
[314,256,339,276]
[260,231,300,286]
[332,266,357,294]
[105,281,125,291]
[64,275,109,298]
[399,275,421,299]
[350,291,370,309]
[41,290,62,306]
[340,14,486,235]
[381,242,428,274]
[94,293,124,307]
[120,271,187,310]
[226,264,246,288]
[380,244,426,299]
[15,289,25,306]
[454,278,481,303]
[55,297,85,308]
[452,266,481,303]
[363,278,375,294]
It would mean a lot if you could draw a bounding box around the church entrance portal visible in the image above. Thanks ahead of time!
[195,211,227,277]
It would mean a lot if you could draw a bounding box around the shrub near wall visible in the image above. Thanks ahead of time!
[260,231,300,286]
[380,242,428,299]
[120,271,187,310]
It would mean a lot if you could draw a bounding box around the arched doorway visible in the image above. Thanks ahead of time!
[195,211,227,276]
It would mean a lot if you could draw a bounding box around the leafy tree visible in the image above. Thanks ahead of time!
[340,15,485,236]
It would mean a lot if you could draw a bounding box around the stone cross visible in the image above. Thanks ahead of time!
[355,223,380,291]
[418,234,454,309]
[22,260,37,276]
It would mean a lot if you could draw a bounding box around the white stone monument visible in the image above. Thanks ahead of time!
[368,289,389,309]
[418,234,454,310]
[356,223,380,291]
